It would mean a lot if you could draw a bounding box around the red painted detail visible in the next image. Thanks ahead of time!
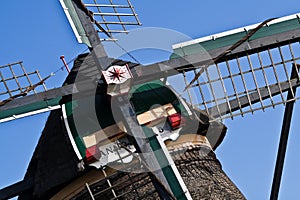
[108,66,125,81]
[168,113,182,130]
[59,55,71,73]
[85,145,99,163]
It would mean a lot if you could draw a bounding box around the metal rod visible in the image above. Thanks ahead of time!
[270,64,299,200]
[0,72,36,83]
[92,171,147,197]
[191,56,300,88]
[183,55,300,76]
[93,13,136,16]
[93,0,111,37]
[236,56,254,113]
[109,0,127,31]
[215,63,233,118]
[98,21,138,25]
[110,180,153,200]
[0,86,34,96]
[267,48,286,103]
[102,169,117,198]
[208,98,300,122]
[0,61,23,69]
[182,71,194,108]
[225,59,243,116]
[85,4,131,8]
[8,64,23,93]
[247,53,265,110]
[193,69,209,114]
[207,75,300,121]
[278,46,295,98]
[127,0,142,25]
[59,55,70,74]
[257,51,274,107]
[0,72,12,97]
[288,43,300,81]
[196,83,289,107]
[204,67,222,118]
[97,30,129,33]
[19,62,36,94]
[85,183,96,200]
[36,70,47,91]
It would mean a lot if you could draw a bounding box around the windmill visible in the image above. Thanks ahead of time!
[0,0,299,199]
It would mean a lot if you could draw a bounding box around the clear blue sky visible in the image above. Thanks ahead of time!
[0,1,300,199]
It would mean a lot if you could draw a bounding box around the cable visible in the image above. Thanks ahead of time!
[112,40,141,64]
[53,47,89,74]
[183,17,278,92]
[0,48,90,107]
[0,74,53,107]
[77,1,141,65]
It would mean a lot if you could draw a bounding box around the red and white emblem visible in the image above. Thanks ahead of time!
[102,64,133,84]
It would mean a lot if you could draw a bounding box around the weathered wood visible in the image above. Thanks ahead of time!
[209,78,300,118]
[2,24,300,118]
[0,178,33,200]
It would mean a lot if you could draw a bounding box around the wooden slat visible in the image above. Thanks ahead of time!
[209,78,300,118]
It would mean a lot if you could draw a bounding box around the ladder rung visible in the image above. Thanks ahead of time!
[85,4,131,8]
[93,12,136,17]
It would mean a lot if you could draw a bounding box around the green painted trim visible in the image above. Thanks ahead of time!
[0,97,61,120]
[62,80,191,164]
[143,127,187,200]
[130,81,189,116]
[171,18,300,59]
[62,0,91,47]
[65,101,86,157]
[130,80,165,93]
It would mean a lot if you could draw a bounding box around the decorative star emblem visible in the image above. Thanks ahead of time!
[102,65,133,84]
[108,67,125,81]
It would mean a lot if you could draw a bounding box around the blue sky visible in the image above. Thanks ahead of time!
[0,1,300,199]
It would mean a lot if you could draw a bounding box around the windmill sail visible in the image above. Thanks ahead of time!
[60,0,142,43]
[172,12,300,121]
[0,61,59,123]
[1,12,300,123]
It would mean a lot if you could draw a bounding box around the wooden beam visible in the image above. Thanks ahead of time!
[0,178,33,200]
[208,78,300,118]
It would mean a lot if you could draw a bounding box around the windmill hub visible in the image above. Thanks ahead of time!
[109,67,125,81]
[102,65,133,84]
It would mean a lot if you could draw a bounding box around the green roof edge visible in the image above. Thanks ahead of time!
[171,14,300,59]
[0,97,61,121]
